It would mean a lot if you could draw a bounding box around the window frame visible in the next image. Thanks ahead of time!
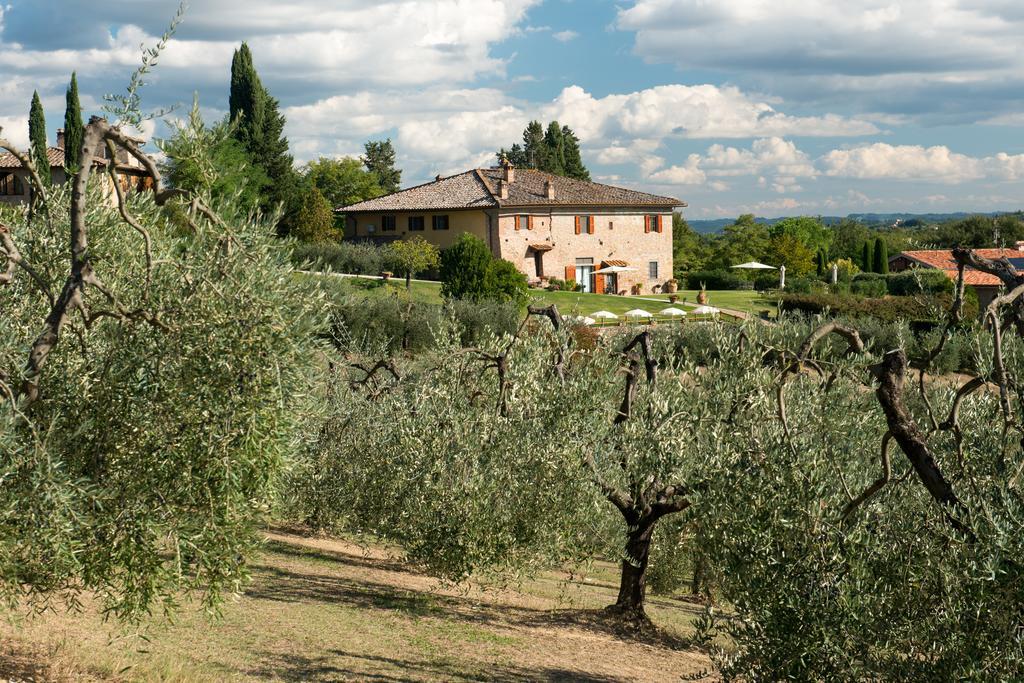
[432,214,450,231]
[381,215,397,232]
[648,261,659,279]
[0,172,24,196]
[408,216,425,231]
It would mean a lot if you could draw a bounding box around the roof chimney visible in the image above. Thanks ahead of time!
[56,128,65,150]
[498,179,509,200]
[435,173,443,182]
[501,156,515,183]
[545,179,555,200]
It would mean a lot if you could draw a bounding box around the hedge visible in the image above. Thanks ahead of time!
[292,240,401,276]
[683,269,750,290]
[778,291,978,323]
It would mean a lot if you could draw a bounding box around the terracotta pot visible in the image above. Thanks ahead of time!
[697,289,708,305]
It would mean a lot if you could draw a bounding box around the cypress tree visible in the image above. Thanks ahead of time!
[862,242,872,273]
[561,125,590,181]
[816,250,826,276]
[873,238,889,274]
[229,43,296,222]
[543,121,566,176]
[63,73,84,172]
[28,91,49,183]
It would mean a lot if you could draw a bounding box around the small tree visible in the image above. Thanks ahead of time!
[63,73,84,172]
[862,241,873,272]
[362,139,402,194]
[291,184,338,243]
[28,91,49,185]
[485,258,528,304]
[873,237,890,274]
[389,235,440,288]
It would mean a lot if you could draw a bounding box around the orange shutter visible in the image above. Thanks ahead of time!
[644,215,651,233]
[589,215,596,234]
[594,273,605,294]
[575,216,581,235]
[656,215,663,233]
[528,215,534,230]
[514,216,521,231]
[565,265,576,282]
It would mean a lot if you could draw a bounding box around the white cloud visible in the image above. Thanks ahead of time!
[648,155,706,185]
[552,30,579,42]
[821,143,983,182]
[544,85,878,142]
[616,0,1024,121]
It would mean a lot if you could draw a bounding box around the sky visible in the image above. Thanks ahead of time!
[1,0,1023,219]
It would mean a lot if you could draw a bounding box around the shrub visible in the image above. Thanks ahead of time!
[441,234,528,303]
[852,274,888,298]
[886,269,953,296]
[684,269,746,290]
[778,292,977,323]
[291,240,399,275]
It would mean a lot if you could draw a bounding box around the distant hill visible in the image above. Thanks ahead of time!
[687,211,1021,234]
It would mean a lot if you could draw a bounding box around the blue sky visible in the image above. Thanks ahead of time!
[1,0,1023,218]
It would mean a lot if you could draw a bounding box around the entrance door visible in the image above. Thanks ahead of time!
[575,258,594,293]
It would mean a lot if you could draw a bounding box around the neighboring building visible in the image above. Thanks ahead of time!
[890,247,1020,310]
[0,128,153,206]
[339,161,684,295]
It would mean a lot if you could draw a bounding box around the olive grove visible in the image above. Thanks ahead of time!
[0,99,324,617]
[294,264,1024,678]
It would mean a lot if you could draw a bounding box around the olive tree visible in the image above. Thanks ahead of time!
[0,103,323,618]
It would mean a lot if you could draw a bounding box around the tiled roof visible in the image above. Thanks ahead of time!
[895,249,1022,287]
[0,147,66,170]
[0,146,146,173]
[603,259,629,267]
[340,167,684,213]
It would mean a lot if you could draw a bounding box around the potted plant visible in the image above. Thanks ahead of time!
[668,294,679,304]
[381,271,393,282]
[665,278,678,294]
[697,283,708,305]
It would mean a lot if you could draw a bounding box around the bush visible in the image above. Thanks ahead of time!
[886,269,953,296]
[852,274,888,297]
[327,292,521,354]
[754,273,780,291]
[291,240,399,276]
[684,269,746,290]
[441,234,527,303]
[778,291,978,323]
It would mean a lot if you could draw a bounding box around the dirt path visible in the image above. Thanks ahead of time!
[0,529,716,682]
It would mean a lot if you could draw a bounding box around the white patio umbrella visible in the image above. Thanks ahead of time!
[594,265,638,274]
[624,309,653,319]
[591,310,618,320]
[731,261,776,270]
[563,315,596,326]
[691,305,721,316]
[659,307,688,317]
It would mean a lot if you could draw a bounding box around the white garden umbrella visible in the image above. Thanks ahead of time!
[731,261,776,270]
[624,309,653,319]
[563,315,596,326]
[591,310,618,320]
[691,305,721,316]
[659,307,688,317]
[594,265,638,274]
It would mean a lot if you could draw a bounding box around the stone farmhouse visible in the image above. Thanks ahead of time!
[0,128,153,206]
[339,161,684,295]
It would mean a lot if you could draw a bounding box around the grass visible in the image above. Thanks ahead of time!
[0,529,715,682]
[303,271,777,320]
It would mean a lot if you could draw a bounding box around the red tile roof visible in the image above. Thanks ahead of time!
[340,167,683,213]
[0,146,67,169]
[896,249,1021,287]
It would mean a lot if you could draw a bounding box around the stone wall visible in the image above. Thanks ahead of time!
[495,208,673,294]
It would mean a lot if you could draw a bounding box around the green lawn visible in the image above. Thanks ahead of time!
[301,272,776,320]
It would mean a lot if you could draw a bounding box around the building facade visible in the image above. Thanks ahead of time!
[890,248,1012,311]
[0,128,153,207]
[340,163,683,295]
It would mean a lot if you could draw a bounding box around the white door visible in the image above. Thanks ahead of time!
[577,264,594,293]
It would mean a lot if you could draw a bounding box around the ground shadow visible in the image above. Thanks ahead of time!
[246,559,701,651]
[247,648,628,682]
